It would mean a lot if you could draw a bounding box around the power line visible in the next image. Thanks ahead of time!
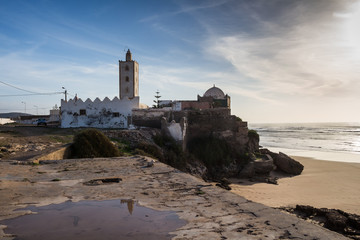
[0,80,66,97]
[0,92,63,97]
[0,80,39,94]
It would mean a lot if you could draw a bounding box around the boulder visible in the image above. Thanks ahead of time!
[238,162,255,178]
[274,152,304,175]
[260,149,304,175]
[253,158,275,174]
[325,212,348,232]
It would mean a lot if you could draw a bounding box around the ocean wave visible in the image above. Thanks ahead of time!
[255,122,360,155]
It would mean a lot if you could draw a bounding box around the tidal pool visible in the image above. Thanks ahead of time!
[1,199,186,240]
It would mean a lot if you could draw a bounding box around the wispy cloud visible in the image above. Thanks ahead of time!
[139,0,230,23]
[203,1,360,100]
[141,63,277,103]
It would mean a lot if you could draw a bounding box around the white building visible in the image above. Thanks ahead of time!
[61,50,140,128]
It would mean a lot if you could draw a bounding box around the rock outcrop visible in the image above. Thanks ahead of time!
[260,149,304,175]
[281,205,360,240]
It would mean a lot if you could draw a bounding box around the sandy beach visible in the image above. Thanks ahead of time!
[230,156,360,215]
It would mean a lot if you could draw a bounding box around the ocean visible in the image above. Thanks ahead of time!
[249,122,360,163]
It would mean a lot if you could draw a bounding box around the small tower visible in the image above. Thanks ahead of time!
[126,49,132,61]
[119,49,139,99]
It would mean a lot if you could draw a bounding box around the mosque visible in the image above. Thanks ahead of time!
[60,50,230,128]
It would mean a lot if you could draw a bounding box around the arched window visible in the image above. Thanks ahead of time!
[125,76,129,82]
[125,65,129,71]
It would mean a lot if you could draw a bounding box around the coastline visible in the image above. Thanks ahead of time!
[230,156,360,215]
[264,147,360,163]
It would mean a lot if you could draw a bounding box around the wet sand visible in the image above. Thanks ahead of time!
[230,156,360,215]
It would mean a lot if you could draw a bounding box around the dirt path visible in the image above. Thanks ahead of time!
[0,125,75,161]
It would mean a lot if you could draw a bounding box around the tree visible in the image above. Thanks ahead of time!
[153,90,161,108]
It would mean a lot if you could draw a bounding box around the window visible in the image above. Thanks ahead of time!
[79,109,86,116]
[125,76,129,82]
[125,65,129,71]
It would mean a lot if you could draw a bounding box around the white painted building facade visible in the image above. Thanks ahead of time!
[60,97,139,128]
[61,50,140,128]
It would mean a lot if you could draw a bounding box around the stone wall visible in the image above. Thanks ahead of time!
[132,108,172,128]
[61,96,139,128]
[133,108,249,154]
[185,109,249,153]
[180,101,211,110]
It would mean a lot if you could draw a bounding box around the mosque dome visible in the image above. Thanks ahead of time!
[203,85,225,99]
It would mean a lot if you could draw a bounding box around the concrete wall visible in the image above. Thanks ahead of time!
[61,96,139,128]
[49,109,60,122]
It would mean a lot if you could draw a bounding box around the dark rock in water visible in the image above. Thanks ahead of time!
[260,149,304,175]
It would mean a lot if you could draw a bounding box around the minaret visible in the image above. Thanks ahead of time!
[119,49,139,99]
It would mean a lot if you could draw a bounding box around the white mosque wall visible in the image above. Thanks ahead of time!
[61,96,139,128]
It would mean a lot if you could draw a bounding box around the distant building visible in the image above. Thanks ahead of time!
[60,50,140,128]
[159,85,231,111]
[60,50,231,129]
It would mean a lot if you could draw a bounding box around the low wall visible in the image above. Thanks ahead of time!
[61,97,139,128]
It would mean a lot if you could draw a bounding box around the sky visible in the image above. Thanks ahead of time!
[0,0,360,123]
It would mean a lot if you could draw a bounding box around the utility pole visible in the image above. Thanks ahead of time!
[21,101,26,114]
[62,87,68,102]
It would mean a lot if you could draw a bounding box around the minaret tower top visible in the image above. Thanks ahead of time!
[119,49,139,99]
[126,49,132,61]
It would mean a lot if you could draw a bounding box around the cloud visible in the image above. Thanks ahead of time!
[140,63,277,103]
[139,0,230,22]
[203,1,360,100]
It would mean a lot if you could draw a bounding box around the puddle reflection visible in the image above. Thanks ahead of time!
[120,199,136,215]
[1,199,186,240]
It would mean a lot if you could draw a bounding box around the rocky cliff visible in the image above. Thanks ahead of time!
[130,108,304,182]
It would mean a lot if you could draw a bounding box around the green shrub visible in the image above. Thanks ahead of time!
[134,142,164,160]
[153,134,187,171]
[187,136,232,167]
[71,129,121,158]
[111,138,132,155]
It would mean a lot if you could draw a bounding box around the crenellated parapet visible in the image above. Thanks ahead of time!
[60,96,139,128]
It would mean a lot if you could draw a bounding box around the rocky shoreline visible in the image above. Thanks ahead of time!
[279,205,360,240]
[0,125,356,239]
[0,157,348,239]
